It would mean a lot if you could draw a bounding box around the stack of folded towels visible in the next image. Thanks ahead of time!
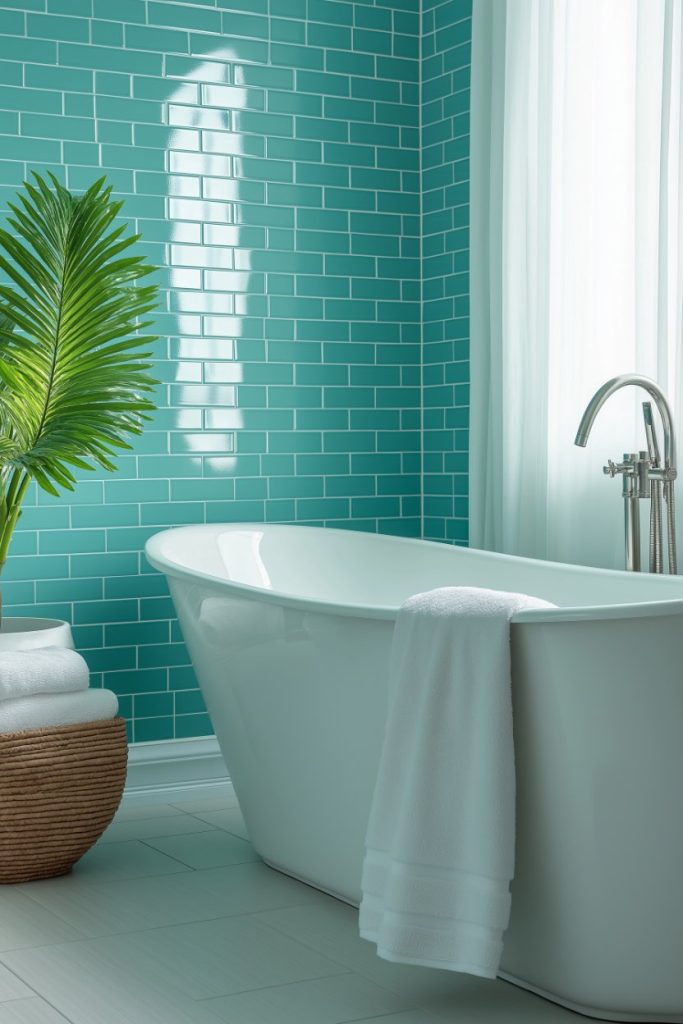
[0,648,118,734]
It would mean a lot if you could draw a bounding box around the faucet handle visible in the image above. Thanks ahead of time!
[603,455,636,478]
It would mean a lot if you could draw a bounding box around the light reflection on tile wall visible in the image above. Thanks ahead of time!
[421,0,471,543]
[1,0,420,742]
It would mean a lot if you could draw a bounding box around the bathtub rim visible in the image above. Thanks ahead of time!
[144,528,683,622]
[145,523,683,625]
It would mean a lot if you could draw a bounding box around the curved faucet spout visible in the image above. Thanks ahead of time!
[574,373,676,470]
[574,373,677,574]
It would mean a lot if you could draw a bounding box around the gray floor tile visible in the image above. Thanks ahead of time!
[170,788,238,813]
[0,962,33,1002]
[99,813,215,844]
[113,802,184,822]
[72,839,193,881]
[43,915,347,1001]
[203,972,410,1024]
[0,890,85,952]
[191,807,250,840]
[0,997,73,1023]
[0,944,219,1024]
[143,830,259,869]
[17,861,326,938]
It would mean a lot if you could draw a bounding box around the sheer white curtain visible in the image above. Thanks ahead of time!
[470,0,683,569]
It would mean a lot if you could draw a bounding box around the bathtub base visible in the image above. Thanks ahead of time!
[261,855,358,909]
[497,972,683,1024]
[262,855,683,1024]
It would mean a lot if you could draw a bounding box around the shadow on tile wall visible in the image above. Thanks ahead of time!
[1,0,423,741]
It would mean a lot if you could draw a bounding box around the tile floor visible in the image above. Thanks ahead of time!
[0,788,587,1023]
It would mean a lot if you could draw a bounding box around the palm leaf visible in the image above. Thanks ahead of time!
[0,172,158,497]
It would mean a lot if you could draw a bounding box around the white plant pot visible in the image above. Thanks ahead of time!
[0,618,73,652]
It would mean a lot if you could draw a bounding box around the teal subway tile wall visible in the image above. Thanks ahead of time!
[1,0,471,742]
[421,0,471,543]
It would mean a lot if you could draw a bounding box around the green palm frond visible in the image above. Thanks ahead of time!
[0,172,159,569]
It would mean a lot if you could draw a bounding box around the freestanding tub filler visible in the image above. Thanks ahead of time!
[146,523,683,1023]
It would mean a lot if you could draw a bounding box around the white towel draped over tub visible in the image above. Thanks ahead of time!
[359,586,556,979]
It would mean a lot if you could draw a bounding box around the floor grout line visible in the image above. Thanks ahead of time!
[192,967,355,1002]
[0,970,76,1024]
[0,896,337,955]
[135,838,203,870]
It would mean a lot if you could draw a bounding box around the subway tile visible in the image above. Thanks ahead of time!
[234,477,267,499]
[271,17,306,44]
[105,668,169,696]
[93,0,144,22]
[173,689,206,717]
[270,476,324,499]
[0,83,62,114]
[134,716,175,742]
[326,475,375,497]
[3,555,70,582]
[190,33,267,65]
[0,10,24,34]
[221,10,269,39]
[297,409,350,431]
[309,23,351,49]
[125,24,189,54]
[0,36,56,63]
[0,112,19,136]
[1,0,456,744]
[149,2,220,34]
[310,0,354,26]
[325,48,374,77]
[104,575,167,601]
[37,578,103,603]
[233,63,293,90]
[106,621,170,647]
[271,41,325,70]
[28,12,89,41]
[60,42,163,74]
[354,26,393,55]
[297,497,349,520]
[65,92,94,117]
[71,553,139,579]
[269,0,304,15]
[297,69,350,97]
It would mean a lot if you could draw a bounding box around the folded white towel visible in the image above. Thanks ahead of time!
[359,586,556,979]
[0,647,90,701]
[0,688,119,734]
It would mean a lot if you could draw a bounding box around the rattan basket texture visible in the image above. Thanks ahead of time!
[0,716,128,883]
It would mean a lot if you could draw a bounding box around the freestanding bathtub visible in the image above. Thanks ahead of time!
[146,523,683,1023]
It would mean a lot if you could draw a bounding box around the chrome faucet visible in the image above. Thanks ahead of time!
[574,374,678,573]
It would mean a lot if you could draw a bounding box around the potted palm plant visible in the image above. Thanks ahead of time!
[0,172,158,651]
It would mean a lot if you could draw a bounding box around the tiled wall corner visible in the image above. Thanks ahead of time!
[1,0,421,742]
[421,0,471,544]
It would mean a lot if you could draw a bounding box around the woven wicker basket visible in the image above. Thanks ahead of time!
[0,716,128,883]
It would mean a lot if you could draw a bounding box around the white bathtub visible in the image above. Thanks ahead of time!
[146,523,683,1023]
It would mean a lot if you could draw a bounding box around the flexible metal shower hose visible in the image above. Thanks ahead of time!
[650,480,663,573]
[666,480,677,575]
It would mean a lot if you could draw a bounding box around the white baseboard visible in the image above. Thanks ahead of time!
[122,735,232,805]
